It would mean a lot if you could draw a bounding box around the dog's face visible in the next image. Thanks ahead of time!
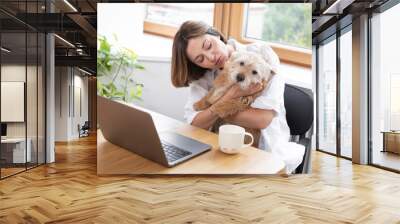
[222,51,275,89]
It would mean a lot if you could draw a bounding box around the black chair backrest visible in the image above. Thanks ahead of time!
[284,84,313,136]
[82,121,90,129]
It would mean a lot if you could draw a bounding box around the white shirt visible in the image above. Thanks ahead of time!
[183,39,305,173]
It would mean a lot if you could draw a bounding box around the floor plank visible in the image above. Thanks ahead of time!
[1,134,399,223]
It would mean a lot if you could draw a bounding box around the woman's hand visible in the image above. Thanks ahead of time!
[220,83,263,102]
[207,81,265,120]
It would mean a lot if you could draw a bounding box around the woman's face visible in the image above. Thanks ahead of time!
[186,34,231,69]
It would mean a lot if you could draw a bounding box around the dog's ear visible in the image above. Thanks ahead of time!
[261,60,277,77]
[229,51,241,62]
[260,44,279,74]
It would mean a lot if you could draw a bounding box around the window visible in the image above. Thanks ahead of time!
[316,27,352,159]
[244,3,311,50]
[370,3,400,171]
[145,3,214,27]
[236,3,312,67]
[390,74,400,130]
[141,3,311,67]
[340,29,352,158]
[317,37,337,155]
[143,3,215,38]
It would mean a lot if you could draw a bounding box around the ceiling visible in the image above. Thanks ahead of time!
[311,0,392,44]
[0,0,98,74]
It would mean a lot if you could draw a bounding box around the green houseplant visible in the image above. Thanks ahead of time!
[97,35,145,102]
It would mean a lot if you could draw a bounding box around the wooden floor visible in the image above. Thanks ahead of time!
[0,167,25,178]
[1,163,45,178]
[372,150,400,171]
[1,134,400,223]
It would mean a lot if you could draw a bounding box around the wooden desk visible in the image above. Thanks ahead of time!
[97,109,285,175]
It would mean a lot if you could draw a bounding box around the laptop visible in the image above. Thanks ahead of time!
[97,96,211,167]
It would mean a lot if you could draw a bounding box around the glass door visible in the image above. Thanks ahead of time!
[1,30,28,178]
[0,1,46,179]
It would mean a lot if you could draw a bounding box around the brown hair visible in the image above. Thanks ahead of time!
[171,20,226,87]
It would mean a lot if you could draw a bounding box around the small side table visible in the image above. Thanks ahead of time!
[381,131,400,154]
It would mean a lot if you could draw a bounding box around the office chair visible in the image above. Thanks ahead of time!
[78,121,90,138]
[284,84,314,174]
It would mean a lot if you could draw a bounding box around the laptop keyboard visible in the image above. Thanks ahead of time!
[161,140,192,163]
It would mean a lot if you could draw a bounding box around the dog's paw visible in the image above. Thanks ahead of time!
[193,102,202,111]
[193,100,209,111]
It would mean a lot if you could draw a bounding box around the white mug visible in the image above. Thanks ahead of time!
[218,124,254,154]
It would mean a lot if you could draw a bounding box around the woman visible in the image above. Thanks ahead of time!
[171,21,304,173]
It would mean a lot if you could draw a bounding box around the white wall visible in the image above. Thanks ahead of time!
[1,65,34,137]
[98,3,172,59]
[55,67,89,141]
[131,59,189,121]
[72,73,89,138]
[77,74,89,125]
[55,67,69,141]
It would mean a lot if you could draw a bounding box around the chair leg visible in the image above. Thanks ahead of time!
[294,137,312,174]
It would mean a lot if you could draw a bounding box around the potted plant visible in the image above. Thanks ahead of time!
[97,35,145,102]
